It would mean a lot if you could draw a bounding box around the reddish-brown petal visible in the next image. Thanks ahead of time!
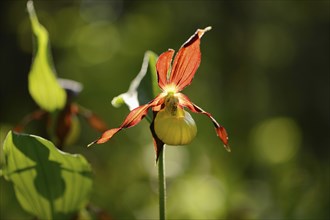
[169,27,211,92]
[92,128,121,145]
[88,94,165,147]
[84,113,108,132]
[77,105,108,132]
[156,49,175,90]
[178,93,230,151]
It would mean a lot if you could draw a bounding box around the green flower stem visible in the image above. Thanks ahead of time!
[145,115,166,219]
[158,146,166,220]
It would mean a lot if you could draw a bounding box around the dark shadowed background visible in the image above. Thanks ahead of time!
[0,0,329,219]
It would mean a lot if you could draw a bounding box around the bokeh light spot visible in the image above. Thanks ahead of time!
[251,117,302,164]
[168,175,226,219]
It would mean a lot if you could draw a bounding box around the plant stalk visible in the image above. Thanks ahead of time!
[158,147,166,220]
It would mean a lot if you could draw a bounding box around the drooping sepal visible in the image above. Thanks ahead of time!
[150,113,165,162]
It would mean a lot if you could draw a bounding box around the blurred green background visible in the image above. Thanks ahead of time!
[0,0,329,219]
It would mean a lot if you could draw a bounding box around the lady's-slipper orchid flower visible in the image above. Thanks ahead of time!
[14,79,108,149]
[89,27,230,160]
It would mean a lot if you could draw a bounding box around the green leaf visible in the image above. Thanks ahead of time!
[111,51,160,111]
[27,1,66,112]
[2,131,92,219]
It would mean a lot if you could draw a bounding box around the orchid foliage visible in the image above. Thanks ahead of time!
[1,1,104,219]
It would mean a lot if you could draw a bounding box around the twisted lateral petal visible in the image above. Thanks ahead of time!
[156,49,175,90]
[88,95,165,146]
[177,93,230,151]
[169,27,211,92]
[77,105,108,132]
